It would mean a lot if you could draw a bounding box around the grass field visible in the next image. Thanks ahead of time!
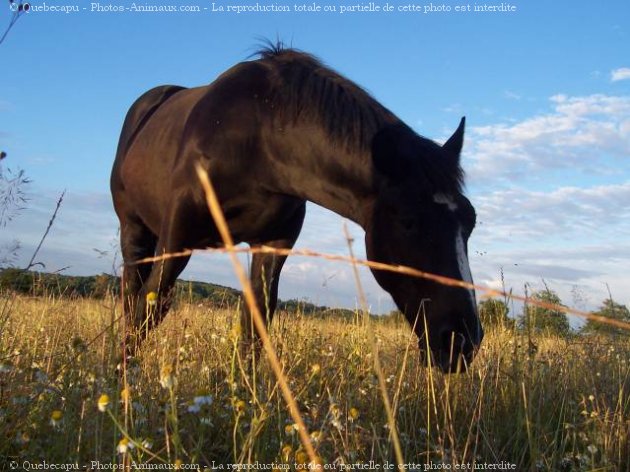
[1,292,629,471]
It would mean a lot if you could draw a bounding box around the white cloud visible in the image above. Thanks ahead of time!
[611,67,630,82]
[469,181,630,310]
[466,94,630,184]
[474,182,630,241]
[463,94,630,312]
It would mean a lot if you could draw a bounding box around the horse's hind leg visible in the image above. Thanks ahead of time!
[241,202,306,359]
[128,208,191,348]
[119,214,157,352]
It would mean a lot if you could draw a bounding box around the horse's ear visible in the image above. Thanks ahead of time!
[443,117,465,163]
[372,124,409,181]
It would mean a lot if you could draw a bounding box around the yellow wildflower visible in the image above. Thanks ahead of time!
[120,387,132,403]
[117,437,134,454]
[234,399,246,414]
[146,291,158,306]
[50,410,63,427]
[97,394,110,412]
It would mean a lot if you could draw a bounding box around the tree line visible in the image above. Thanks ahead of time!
[477,289,630,337]
[0,268,338,316]
[1,268,628,334]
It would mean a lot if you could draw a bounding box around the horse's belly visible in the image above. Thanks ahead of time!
[221,195,304,244]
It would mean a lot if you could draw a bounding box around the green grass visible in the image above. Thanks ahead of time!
[1,292,629,470]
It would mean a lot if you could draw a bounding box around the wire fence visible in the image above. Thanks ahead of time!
[134,244,630,332]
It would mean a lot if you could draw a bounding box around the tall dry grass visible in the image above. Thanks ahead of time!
[1,291,629,470]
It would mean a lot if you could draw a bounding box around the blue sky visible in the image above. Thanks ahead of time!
[1,0,629,316]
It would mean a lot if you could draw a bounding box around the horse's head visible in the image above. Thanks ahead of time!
[366,118,483,373]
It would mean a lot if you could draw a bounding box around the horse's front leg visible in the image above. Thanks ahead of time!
[240,203,306,363]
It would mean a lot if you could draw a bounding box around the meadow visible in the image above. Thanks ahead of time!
[1,291,629,471]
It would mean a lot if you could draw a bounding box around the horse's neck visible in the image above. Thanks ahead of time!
[267,128,376,228]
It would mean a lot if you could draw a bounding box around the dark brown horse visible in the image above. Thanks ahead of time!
[111,44,483,372]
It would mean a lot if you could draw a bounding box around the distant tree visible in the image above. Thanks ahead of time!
[0,267,32,293]
[519,289,571,337]
[478,299,510,328]
[92,273,115,298]
[581,299,630,337]
[382,309,407,327]
[316,307,357,322]
[277,298,326,315]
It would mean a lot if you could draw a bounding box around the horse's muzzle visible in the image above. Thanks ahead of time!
[419,330,482,373]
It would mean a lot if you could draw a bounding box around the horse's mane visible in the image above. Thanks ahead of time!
[257,43,393,151]
[256,43,464,194]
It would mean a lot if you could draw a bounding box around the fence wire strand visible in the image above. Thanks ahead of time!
[132,247,630,332]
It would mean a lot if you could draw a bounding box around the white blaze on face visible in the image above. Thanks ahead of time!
[455,227,481,340]
[434,192,481,341]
